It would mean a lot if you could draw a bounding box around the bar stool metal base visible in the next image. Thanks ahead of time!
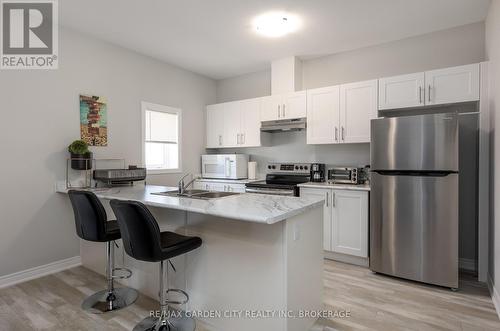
[82,287,138,314]
[133,309,195,331]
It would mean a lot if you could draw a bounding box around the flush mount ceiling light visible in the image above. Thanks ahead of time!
[253,12,301,38]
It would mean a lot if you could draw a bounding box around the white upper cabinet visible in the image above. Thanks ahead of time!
[340,80,378,144]
[378,63,480,110]
[206,104,225,148]
[240,98,261,147]
[307,86,340,144]
[260,91,306,121]
[282,91,307,119]
[426,63,480,106]
[206,97,262,148]
[223,101,241,148]
[378,72,425,110]
[260,95,282,122]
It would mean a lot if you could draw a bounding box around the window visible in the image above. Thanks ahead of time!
[142,102,182,173]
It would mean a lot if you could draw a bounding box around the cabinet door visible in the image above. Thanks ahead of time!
[206,104,225,148]
[340,80,378,143]
[307,86,340,144]
[300,187,333,251]
[225,183,246,193]
[208,183,226,192]
[193,181,211,191]
[378,72,425,110]
[331,190,368,257]
[282,91,307,119]
[240,98,261,147]
[222,101,241,147]
[260,95,282,121]
[425,63,480,105]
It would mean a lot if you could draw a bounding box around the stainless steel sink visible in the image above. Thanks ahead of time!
[152,190,240,199]
[193,192,240,199]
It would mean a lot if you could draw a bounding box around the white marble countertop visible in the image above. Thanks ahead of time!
[56,183,324,224]
[298,182,371,191]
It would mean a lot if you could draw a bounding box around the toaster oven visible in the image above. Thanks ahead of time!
[328,167,365,185]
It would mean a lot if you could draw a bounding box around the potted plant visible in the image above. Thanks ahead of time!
[68,140,93,170]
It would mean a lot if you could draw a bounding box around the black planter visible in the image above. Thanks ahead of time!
[70,152,93,170]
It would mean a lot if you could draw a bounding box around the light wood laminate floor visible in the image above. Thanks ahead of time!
[0,260,499,330]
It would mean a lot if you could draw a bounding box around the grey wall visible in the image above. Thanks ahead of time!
[302,22,485,89]
[0,28,216,277]
[214,22,486,176]
[216,70,271,103]
[486,0,500,298]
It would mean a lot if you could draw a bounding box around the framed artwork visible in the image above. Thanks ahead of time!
[80,94,108,146]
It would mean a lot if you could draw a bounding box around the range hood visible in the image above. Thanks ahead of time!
[261,118,306,132]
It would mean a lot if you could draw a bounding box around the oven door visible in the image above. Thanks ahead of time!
[245,187,296,196]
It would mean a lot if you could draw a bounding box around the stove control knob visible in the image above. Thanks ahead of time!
[299,166,303,170]
[272,165,276,169]
[295,166,299,170]
[304,166,308,170]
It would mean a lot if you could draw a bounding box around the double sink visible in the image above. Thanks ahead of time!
[152,189,240,200]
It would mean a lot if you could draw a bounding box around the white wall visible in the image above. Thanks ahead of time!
[214,22,485,175]
[0,28,216,277]
[485,0,500,304]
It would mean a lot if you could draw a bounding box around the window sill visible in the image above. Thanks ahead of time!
[147,169,183,175]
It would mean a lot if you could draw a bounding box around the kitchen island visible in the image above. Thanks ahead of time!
[57,184,325,331]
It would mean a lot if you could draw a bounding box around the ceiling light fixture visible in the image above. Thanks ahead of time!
[253,12,301,38]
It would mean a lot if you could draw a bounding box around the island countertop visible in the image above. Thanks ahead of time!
[56,183,324,224]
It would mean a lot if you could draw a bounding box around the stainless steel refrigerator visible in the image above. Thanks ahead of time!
[370,113,459,289]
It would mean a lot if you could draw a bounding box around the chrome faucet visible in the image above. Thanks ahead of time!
[178,173,197,195]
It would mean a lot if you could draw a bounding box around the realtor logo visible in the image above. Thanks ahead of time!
[1,0,58,69]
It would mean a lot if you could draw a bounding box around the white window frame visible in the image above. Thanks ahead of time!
[141,101,182,174]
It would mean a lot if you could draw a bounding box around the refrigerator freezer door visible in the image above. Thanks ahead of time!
[370,172,459,288]
[371,113,458,171]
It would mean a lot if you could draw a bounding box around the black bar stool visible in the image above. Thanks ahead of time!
[110,199,202,331]
[68,190,138,313]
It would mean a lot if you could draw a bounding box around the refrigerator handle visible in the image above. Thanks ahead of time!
[372,170,456,177]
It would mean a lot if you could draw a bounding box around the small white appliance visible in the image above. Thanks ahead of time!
[202,154,249,179]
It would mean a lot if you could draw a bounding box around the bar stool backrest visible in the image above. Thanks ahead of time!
[110,199,163,262]
[68,190,108,242]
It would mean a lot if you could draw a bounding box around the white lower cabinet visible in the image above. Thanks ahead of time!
[331,189,369,257]
[193,180,246,193]
[301,187,369,258]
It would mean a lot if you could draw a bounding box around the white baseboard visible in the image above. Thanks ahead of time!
[487,275,500,320]
[0,256,82,289]
[324,251,369,267]
[459,258,476,272]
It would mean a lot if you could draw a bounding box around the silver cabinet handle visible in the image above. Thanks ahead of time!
[335,127,338,142]
[341,127,345,141]
[242,133,245,145]
[218,135,222,146]
[236,134,239,145]
[428,85,431,102]
[278,104,281,118]
[282,103,286,118]
[332,192,336,207]
[326,192,329,207]
[419,86,422,104]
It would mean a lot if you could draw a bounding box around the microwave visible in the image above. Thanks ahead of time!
[201,154,249,179]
